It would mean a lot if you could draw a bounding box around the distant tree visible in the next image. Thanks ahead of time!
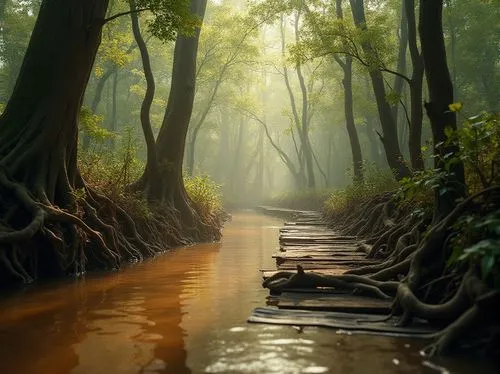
[349,0,410,179]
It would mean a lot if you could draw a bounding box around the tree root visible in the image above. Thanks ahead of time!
[0,165,224,285]
[263,265,398,299]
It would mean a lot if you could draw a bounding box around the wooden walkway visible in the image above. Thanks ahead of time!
[249,207,436,337]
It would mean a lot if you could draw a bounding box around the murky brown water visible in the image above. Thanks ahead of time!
[0,212,494,373]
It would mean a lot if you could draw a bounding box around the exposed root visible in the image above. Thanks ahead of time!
[0,165,224,285]
[263,265,398,299]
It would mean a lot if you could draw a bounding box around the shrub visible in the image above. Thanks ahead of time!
[324,166,397,215]
[184,175,223,218]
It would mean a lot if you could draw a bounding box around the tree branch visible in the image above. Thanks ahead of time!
[102,8,151,25]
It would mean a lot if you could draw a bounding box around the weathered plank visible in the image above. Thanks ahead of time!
[280,241,361,247]
[248,307,437,337]
[267,292,391,314]
[261,268,347,279]
[273,251,367,258]
[284,221,326,226]
[275,256,377,266]
[277,261,373,270]
[280,243,360,250]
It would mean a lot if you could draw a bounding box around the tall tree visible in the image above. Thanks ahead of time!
[334,0,363,181]
[0,0,115,282]
[419,0,465,220]
[349,0,411,179]
[405,0,425,171]
[129,0,160,198]
[0,0,196,285]
[138,0,217,240]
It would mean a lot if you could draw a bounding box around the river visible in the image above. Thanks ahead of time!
[0,212,493,373]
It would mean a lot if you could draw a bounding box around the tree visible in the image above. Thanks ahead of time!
[136,0,218,241]
[0,0,117,282]
[419,0,465,220]
[0,0,198,284]
[129,0,159,198]
[185,5,259,176]
[349,0,410,179]
[333,0,363,181]
[404,0,425,171]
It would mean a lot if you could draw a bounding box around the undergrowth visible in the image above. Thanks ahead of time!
[79,119,223,228]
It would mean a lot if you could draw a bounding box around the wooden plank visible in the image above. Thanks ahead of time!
[277,262,358,270]
[275,257,376,265]
[273,251,367,258]
[261,268,347,279]
[284,222,326,226]
[248,307,437,337]
[280,247,366,257]
[276,261,375,269]
[281,245,361,251]
[280,235,357,242]
[268,292,391,314]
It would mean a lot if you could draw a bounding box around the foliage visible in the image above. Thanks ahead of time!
[184,175,223,217]
[136,0,199,40]
[79,106,114,140]
[447,111,500,192]
[396,168,445,216]
[79,125,222,221]
[324,165,397,214]
[449,211,500,288]
[79,128,143,198]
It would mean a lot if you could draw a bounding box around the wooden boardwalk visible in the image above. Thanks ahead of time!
[249,207,436,337]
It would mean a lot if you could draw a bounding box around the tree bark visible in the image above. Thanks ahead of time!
[393,0,408,131]
[110,68,118,146]
[130,0,160,198]
[419,0,465,220]
[349,0,411,179]
[280,15,306,186]
[335,0,363,182]
[294,11,315,189]
[0,0,117,281]
[405,0,425,171]
[141,0,213,240]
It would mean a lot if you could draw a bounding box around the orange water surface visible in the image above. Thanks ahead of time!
[0,212,495,373]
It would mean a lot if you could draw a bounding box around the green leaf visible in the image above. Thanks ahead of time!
[481,255,495,279]
[448,102,463,112]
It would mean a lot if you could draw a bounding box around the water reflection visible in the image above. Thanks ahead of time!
[0,212,494,374]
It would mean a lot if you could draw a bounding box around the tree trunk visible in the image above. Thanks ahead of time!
[349,0,411,180]
[82,67,114,149]
[280,15,306,185]
[342,57,364,181]
[110,68,118,146]
[230,116,245,194]
[186,135,196,176]
[334,0,363,182]
[141,0,216,241]
[405,0,425,171]
[419,0,465,220]
[393,0,408,131]
[0,0,130,283]
[294,12,315,189]
[130,0,160,198]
